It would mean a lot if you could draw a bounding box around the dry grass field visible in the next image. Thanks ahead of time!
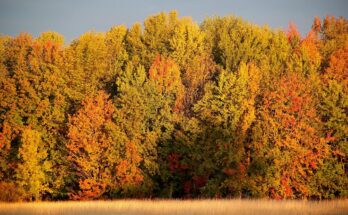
[0,199,347,215]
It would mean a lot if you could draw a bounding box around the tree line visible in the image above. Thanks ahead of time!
[0,11,347,201]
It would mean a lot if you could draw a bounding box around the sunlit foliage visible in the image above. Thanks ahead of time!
[0,12,347,201]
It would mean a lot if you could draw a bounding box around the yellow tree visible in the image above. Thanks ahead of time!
[0,32,67,199]
[169,17,205,68]
[106,25,128,78]
[169,16,216,113]
[142,11,178,67]
[63,32,109,103]
[16,128,51,201]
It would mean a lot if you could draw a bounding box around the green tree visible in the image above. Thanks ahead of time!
[201,16,289,78]
[125,23,146,66]
[190,63,260,197]
[105,25,128,83]
[114,57,183,196]
[311,44,348,199]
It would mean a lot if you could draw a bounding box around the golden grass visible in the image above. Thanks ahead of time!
[0,199,347,215]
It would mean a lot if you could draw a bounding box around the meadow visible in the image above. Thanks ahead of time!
[0,199,347,215]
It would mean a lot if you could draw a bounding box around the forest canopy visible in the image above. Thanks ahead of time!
[0,11,347,201]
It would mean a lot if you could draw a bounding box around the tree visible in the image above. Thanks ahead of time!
[115,141,143,195]
[66,91,120,199]
[105,25,128,82]
[125,23,146,66]
[312,16,348,67]
[149,55,185,113]
[312,44,348,199]
[168,17,216,114]
[287,23,322,76]
[202,16,289,76]
[36,31,64,45]
[0,35,17,181]
[0,32,68,199]
[0,33,33,137]
[142,11,178,68]
[16,128,51,201]
[113,63,156,195]
[114,60,180,196]
[324,44,348,86]
[181,53,216,115]
[1,12,347,201]
[287,22,301,48]
[251,73,329,199]
[190,63,260,197]
[169,17,205,69]
[63,32,110,104]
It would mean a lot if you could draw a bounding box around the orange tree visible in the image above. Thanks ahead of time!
[67,91,143,199]
[250,73,329,199]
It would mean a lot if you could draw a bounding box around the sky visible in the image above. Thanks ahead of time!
[0,0,347,43]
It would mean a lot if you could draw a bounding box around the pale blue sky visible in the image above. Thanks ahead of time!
[0,0,347,42]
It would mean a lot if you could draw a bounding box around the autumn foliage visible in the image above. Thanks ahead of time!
[0,12,347,201]
[149,55,185,112]
[253,73,329,198]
